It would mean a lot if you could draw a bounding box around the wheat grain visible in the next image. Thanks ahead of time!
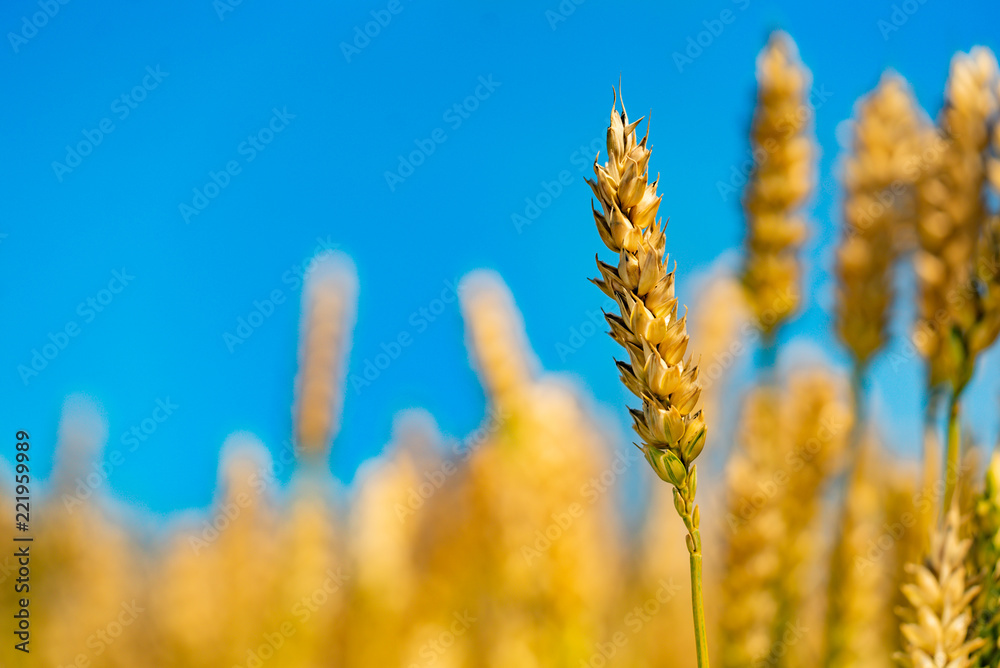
[741,31,815,337]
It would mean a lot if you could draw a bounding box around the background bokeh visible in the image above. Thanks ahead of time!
[2,0,999,514]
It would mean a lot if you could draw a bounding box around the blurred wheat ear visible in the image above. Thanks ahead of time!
[913,48,1000,512]
[836,72,924,376]
[741,31,815,343]
[293,251,359,461]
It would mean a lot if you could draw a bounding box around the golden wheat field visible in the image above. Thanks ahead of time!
[7,29,1000,668]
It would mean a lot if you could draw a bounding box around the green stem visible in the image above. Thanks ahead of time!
[943,389,962,514]
[689,548,710,668]
[681,507,710,668]
[923,384,943,481]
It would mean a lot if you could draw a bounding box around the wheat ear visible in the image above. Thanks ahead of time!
[293,252,358,460]
[587,88,709,666]
[741,31,815,340]
[914,48,998,511]
[836,73,923,367]
[897,503,985,668]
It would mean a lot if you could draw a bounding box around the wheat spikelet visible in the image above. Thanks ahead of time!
[293,252,358,458]
[914,48,998,389]
[836,73,925,364]
[719,386,787,668]
[897,504,985,667]
[741,31,815,335]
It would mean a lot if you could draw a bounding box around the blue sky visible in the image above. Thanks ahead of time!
[2,0,999,514]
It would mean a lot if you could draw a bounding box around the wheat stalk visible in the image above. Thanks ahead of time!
[741,31,815,341]
[587,86,709,666]
[897,503,985,668]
